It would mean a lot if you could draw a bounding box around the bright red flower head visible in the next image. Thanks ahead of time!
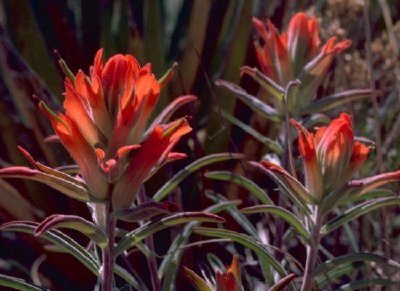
[291,113,369,199]
[40,49,193,208]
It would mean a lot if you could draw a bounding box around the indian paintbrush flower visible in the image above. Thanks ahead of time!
[258,113,400,206]
[11,49,194,210]
[247,12,352,115]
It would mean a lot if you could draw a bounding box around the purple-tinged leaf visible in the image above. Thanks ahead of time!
[301,89,379,114]
[239,66,284,100]
[18,146,86,188]
[0,166,91,202]
[35,214,107,248]
[268,274,297,291]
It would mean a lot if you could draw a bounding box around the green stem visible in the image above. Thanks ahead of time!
[301,207,323,291]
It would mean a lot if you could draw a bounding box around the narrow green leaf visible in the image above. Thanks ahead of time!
[301,89,376,114]
[205,190,259,238]
[114,264,148,291]
[321,196,400,236]
[0,274,44,291]
[153,153,244,202]
[116,212,225,255]
[219,109,283,154]
[248,161,312,216]
[204,171,273,205]
[241,205,311,244]
[215,79,282,122]
[193,227,287,279]
[0,221,99,275]
[239,66,284,101]
[313,253,400,277]
[35,214,107,248]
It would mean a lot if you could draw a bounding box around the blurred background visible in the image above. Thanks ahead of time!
[0,0,399,290]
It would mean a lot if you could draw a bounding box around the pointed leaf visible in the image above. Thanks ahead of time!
[204,171,273,205]
[114,264,148,291]
[153,153,244,202]
[116,212,225,255]
[0,274,44,291]
[18,146,87,189]
[193,227,287,279]
[248,161,313,215]
[206,190,259,238]
[182,266,212,291]
[301,89,377,114]
[0,221,99,275]
[239,66,284,101]
[35,214,107,248]
[0,166,92,202]
[219,109,283,154]
[113,201,179,222]
[215,79,282,122]
[321,196,400,235]
[241,205,311,244]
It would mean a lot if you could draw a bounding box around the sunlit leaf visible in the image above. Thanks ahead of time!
[241,205,311,244]
[218,109,283,154]
[153,153,244,202]
[215,79,281,122]
[0,166,92,202]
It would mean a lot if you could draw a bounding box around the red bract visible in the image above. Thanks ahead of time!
[291,113,369,199]
[252,12,351,85]
[216,256,242,291]
[38,49,192,208]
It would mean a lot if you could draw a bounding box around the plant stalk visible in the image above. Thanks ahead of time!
[300,207,323,291]
[102,198,115,291]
